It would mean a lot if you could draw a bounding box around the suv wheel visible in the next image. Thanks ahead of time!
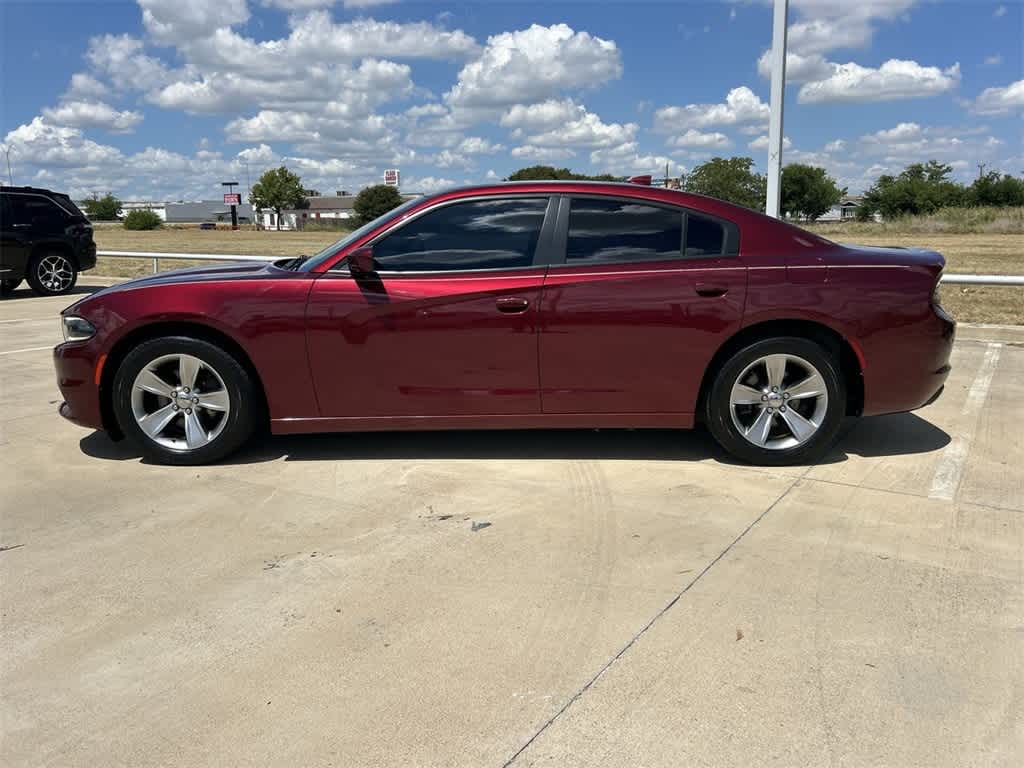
[27,252,78,296]
[112,337,258,465]
[704,336,846,466]
[0,278,21,297]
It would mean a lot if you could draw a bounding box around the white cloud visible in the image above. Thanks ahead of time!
[402,175,457,193]
[729,8,737,21]
[994,5,1007,17]
[654,87,769,131]
[64,73,109,100]
[138,0,249,46]
[748,135,793,151]
[984,54,1003,67]
[236,144,278,164]
[130,146,193,173]
[972,80,1024,115]
[501,99,635,149]
[857,122,1007,168]
[445,24,622,108]
[41,101,143,134]
[588,142,674,177]
[510,145,576,162]
[757,50,833,83]
[3,117,123,168]
[824,139,846,153]
[667,129,732,150]
[86,34,174,92]
[798,60,960,104]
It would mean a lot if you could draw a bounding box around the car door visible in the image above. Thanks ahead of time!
[538,195,747,417]
[306,195,556,419]
[0,193,32,281]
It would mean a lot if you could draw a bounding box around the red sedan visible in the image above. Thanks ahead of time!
[54,182,955,465]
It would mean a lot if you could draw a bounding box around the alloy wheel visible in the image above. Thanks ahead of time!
[728,353,829,450]
[130,353,231,450]
[37,255,75,293]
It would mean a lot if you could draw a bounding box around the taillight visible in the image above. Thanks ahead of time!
[932,272,954,322]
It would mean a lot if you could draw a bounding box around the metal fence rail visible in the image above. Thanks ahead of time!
[95,250,1024,286]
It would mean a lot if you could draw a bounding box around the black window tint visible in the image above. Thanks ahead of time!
[685,214,725,257]
[566,199,681,264]
[8,195,68,227]
[373,198,548,272]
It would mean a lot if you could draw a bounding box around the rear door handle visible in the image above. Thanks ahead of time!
[695,283,728,298]
[496,296,530,314]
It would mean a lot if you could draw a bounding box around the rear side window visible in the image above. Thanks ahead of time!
[7,195,69,227]
[566,198,682,264]
[685,214,726,257]
[373,197,548,272]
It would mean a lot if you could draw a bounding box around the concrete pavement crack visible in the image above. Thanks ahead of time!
[501,469,811,767]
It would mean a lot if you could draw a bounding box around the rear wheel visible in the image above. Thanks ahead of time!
[704,336,846,465]
[27,252,78,295]
[112,337,257,465]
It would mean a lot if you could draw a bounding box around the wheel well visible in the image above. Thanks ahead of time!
[696,319,864,420]
[31,241,76,267]
[99,321,270,439]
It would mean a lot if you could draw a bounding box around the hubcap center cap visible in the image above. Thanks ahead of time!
[174,394,194,410]
[766,392,784,406]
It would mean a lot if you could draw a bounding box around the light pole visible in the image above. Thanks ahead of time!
[765,0,789,219]
[2,144,13,186]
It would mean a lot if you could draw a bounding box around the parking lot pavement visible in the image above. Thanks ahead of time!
[2,278,1022,767]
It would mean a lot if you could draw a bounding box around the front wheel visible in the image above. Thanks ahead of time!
[27,252,78,295]
[112,337,258,465]
[704,337,846,466]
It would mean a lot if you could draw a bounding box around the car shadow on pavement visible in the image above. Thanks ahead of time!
[78,412,950,467]
[1,284,109,301]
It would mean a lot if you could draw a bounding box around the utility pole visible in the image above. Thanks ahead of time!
[765,0,789,219]
[977,162,988,179]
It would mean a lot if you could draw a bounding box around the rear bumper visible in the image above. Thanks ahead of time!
[862,309,955,417]
[76,242,97,272]
[54,342,104,431]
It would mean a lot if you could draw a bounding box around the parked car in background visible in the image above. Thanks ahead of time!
[53,181,954,466]
[1,186,96,296]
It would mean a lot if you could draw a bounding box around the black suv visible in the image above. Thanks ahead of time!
[1,186,97,296]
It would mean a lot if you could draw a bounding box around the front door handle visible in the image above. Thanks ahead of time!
[695,283,728,298]
[496,296,530,314]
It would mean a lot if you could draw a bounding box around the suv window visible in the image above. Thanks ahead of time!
[566,198,682,264]
[8,194,69,228]
[685,214,725,257]
[373,197,548,272]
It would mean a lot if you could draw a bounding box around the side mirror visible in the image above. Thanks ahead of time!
[347,245,376,276]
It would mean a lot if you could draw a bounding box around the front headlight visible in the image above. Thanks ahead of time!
[61,315,96,342]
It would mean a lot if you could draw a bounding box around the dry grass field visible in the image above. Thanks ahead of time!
[93,219,1023,324]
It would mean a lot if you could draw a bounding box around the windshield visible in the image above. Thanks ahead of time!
[297,197,423,272]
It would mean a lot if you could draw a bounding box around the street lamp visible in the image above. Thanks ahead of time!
[765,0,789,219]
[2,144,14,186]
[221,180,240,230]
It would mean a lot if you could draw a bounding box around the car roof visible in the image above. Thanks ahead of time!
[0,185,61,196]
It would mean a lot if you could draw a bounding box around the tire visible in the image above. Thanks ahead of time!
[0,278,21,297]
[704,336,846,466]
[27,251,78,296]
[112,336,258,465]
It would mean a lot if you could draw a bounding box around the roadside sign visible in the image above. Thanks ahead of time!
[384,169,400,187]
[223,193,241,205]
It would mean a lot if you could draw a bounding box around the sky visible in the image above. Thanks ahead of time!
[0,0,1021,201]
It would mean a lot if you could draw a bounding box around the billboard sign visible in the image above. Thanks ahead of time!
[384,169,400,187]
[223,193,241,205]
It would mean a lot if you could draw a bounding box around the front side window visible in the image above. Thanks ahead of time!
[566,198,682,264]
[373,197,548,272]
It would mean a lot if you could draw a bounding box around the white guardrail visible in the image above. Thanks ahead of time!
[95,251,1024,286]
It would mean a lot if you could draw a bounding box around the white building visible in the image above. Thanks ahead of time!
[258,194,359,230]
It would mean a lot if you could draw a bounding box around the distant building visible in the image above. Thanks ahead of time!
[257,193,417,230]
[817,196,864,222]
[165,200,254,223]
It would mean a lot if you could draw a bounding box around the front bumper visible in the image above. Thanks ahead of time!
[54,342,105,431]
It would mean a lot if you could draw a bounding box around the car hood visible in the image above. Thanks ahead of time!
[836,243,945,271]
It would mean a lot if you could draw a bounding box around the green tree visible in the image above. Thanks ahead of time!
[82,193,122,221]
[249,166,308,230]
[353,184,405,226]
[969,171,1024,207]
[859,161,967,220]
[781,163,845,221]
[685,157,766,210]
[507,165,620,182]
[122,209,162,230]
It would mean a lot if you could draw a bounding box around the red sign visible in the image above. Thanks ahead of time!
[223,193,241,205]
[384,169,400,186]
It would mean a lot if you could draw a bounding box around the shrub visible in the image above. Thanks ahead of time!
[122,209,163,230]
[354,185,405,226]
